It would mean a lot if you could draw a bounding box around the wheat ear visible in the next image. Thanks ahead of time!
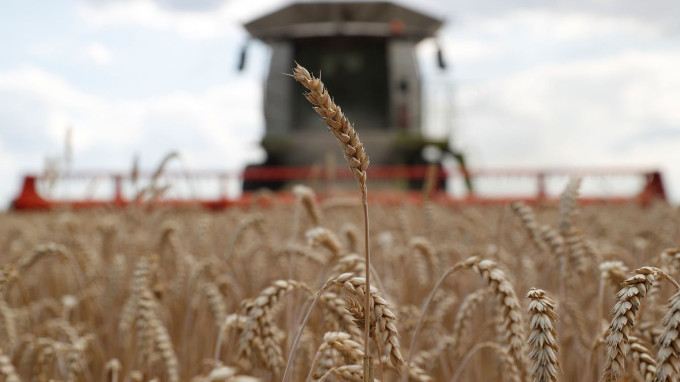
[306,227,344,259]
[654,288,680,381]
[343,277,404,369]
[451,288,492,355]
[451,341,521,382]
[600,261,630,288]
[119,254,159,340]
[65,335,93,382]
[0,346,20,382]
[539,225,567,303]
[280,244,327,266]
[457,257,530,379]
[318,365,364,381]
[404,261,481,378]
[135,286,179,382]
[307,331,363,381]
[283,273,356,382]
[629,335,657,382]
[201,281,227,329]
[332,253,367,276]
[510,201,548,252]
[291,64,369,199]
[409,237,439,286]
[412,288,490,369]
[224,213,264,261]
[404,256,528,381]
[602,267,667,381]
[320,291,363,338]
[527,288,560,382]
[238,280,313,374]
[667,250,680,276]
[341,223,360,253]
[0,298,16,350]
[293,185,323,225]
[597,261,630,346]
[105,359,122,382]
[563,229,591,274]
[557,177,582,236]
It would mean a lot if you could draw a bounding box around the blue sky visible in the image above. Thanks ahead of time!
[2,0,680,205]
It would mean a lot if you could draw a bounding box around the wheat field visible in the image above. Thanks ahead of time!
[0,191,678,381]
[1,64,679,381]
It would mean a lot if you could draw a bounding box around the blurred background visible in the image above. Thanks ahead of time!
[2,0,680,207]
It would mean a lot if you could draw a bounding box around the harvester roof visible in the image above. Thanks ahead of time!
[244,1,443,42]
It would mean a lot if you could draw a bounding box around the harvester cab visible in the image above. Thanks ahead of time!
[239,1,465,191]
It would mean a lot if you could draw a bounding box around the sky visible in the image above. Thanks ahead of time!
[2,0,680,206]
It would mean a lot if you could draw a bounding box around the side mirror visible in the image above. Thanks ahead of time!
[437,43,447,70]
[237,42,248,71]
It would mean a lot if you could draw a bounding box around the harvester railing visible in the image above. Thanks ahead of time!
[10,166,666,210]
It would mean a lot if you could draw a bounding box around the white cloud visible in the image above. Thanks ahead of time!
[84,42,113,65]
[474,10,661,41]
[0,66,264,206]
[78,0,285,39]
[419,38,505,63]
[414,0,678,34]
[0,67,139,144]
[28,42,60,58]
[454,51,680,202]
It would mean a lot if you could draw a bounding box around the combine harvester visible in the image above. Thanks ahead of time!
[10,2,668,210]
